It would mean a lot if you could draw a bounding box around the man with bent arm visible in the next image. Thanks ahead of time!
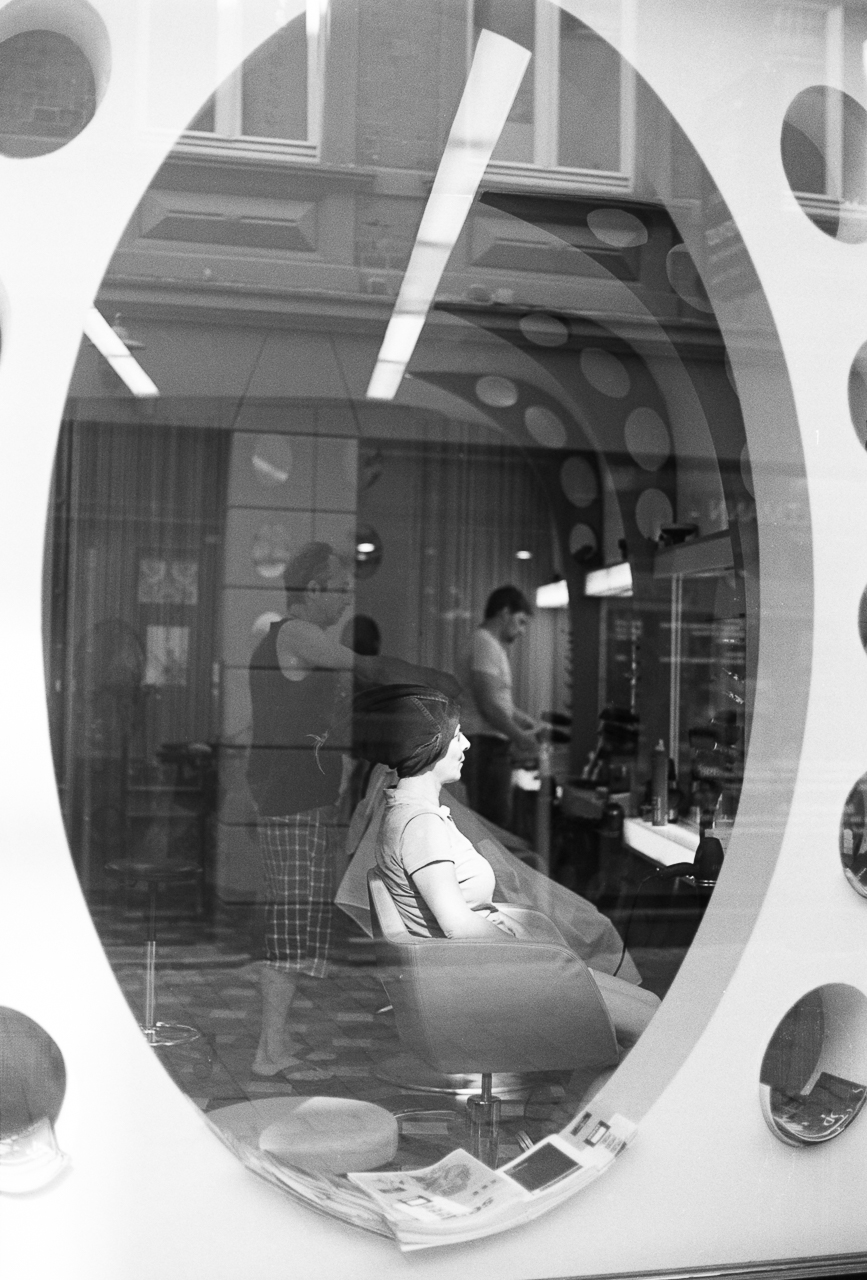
[459,585,542,831]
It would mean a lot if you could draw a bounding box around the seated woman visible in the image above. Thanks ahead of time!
[353,683,660,1049]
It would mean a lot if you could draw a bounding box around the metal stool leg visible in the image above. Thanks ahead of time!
[467,1073,501,1168]
[143,882,158,1037]
[139,877,199,1049]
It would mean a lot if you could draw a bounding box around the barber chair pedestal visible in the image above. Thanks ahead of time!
[467,1074,501,1166]
[374,1050,555,1101]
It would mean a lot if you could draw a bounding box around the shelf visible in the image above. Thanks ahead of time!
[653,531,733,579]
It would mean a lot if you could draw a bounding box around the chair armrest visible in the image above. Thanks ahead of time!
[490,905,569,945]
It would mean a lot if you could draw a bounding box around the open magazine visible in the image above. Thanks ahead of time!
[206,1103,636,1252]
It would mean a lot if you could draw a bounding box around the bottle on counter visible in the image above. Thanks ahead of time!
[651,738,668,827]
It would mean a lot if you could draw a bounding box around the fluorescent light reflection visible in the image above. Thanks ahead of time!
[306,0,329,40]
[365,29,531,400]
[536,579,569,609]
[584,563,633,598]
[84,307,159,398]
[366,363,405,400]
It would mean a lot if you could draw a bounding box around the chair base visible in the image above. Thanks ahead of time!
[373,1052,553,1100]
[142,1021,200,1048]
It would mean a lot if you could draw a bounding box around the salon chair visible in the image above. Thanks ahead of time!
[367,869,620,1165]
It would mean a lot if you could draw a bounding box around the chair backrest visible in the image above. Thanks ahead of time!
[367,869,413,944]
[366,868,619,1078]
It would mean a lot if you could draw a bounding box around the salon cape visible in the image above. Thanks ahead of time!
[335,763,642,985]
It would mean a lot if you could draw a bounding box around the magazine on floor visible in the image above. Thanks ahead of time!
[206,1104,636,1251]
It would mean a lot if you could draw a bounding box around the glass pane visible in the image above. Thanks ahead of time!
[675,575,747,825]
[475,0,535,163]
[39,0,820,1248]
[242,17,308,141]
[558,13,620,171]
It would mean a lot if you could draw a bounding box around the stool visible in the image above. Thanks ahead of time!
[105,858,202,1048]
[208,1096,398,1174]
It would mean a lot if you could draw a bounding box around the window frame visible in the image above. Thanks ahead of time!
[781,0,854,224]
[470,0,636,195]
[174,0,327,164]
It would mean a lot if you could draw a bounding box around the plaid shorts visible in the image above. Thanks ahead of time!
[257,806,336,978]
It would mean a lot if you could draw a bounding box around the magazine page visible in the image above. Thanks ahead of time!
[206,1104,635,1251]
[348,1108,637,1250]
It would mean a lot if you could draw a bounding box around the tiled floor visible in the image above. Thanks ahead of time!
[90,893,687,1170]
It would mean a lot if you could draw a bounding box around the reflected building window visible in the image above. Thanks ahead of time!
[184,1,324,154]
[0,30,96,157]
[474,0,632,182]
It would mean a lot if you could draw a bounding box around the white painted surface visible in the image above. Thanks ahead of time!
[1,1,866,1276]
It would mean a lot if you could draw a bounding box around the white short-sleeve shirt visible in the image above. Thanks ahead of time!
[458,627,513,738]
[376,790,498,936]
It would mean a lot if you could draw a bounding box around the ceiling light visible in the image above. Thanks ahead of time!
[365,29,530,400]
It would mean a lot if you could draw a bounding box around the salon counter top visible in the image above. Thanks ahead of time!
[623,817,700,868]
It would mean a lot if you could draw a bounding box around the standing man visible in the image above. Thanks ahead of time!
[247,540,458,1076]
[460,585,541,830]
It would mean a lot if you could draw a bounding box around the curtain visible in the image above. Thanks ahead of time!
[47,417,229,886]
[415,437,558,715]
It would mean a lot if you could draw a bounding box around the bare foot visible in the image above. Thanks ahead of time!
[255,966,302,1075]
[252,1044,305,1076]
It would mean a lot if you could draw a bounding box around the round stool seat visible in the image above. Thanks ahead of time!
[105,859,200,886]
[259,1097,398,1174]
[211,1096,398,1174]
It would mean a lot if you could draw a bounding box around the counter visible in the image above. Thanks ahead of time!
[622,818,700,868]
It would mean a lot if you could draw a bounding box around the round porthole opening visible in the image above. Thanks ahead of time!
[0,29,97,157]
[839,767,867,897]
[760,985,867,1145]
[781,85,867,243]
